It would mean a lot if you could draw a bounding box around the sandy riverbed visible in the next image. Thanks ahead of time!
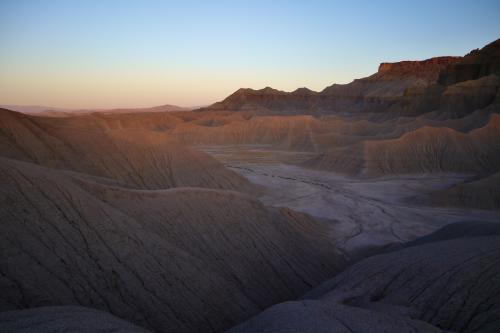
[199,145,500,257]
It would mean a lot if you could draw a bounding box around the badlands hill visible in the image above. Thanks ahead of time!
[229,221,500,333]
[305,113,500,176]
[163,107,500,179]
[0,156,344,333]
[0,108,252,191]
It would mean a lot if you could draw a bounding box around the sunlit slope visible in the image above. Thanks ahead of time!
[305,114,500,176]
[0,108,252,191]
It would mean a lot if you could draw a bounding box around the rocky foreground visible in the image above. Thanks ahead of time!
[1,222,499,333]
[228,221,500,333]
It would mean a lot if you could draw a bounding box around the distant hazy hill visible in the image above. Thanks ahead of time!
[0,104,191,117]
[0,104,71,114]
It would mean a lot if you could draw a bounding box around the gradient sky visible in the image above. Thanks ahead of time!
[1,0,499,109]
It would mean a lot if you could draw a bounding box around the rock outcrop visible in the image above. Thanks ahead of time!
[377,56,461,81]
[389,39,500,117]
[438,38,500,85]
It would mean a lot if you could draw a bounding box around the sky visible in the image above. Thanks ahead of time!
[1,0,499,109]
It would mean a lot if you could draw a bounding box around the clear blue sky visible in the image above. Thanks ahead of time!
[1,0,499,108]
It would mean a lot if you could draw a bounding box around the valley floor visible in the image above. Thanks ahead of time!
[199,145,500,258]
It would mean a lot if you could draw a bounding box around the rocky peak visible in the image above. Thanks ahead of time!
[378,56,461,74]
[260,86,282,94]
[374,56,462,83]
[292,87,318,95]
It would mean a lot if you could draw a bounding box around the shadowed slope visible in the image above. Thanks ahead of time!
[0,157,343,333]
[430,171,500,210]
[228,223,500,333]
[0,306,150,333]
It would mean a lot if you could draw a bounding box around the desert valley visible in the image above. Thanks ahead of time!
[0,37,499,332]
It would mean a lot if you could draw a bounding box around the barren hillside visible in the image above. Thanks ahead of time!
[229,222,500,333]
[0,157,344,333]
[0,109,252,191]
